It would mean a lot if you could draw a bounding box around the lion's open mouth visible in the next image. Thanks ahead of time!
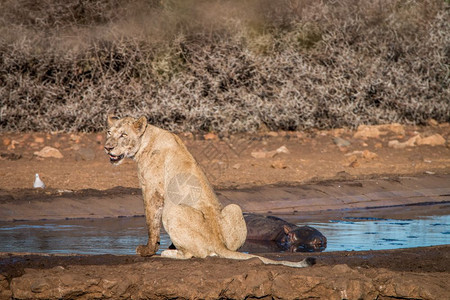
[109,154,124,163]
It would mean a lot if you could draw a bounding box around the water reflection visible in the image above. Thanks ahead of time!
[0,218,158,255]
[0,215,448,255]
[304,215,450,252]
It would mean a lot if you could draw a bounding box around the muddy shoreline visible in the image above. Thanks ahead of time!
[1,245,449,300]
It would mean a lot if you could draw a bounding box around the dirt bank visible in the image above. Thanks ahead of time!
[1,246,449,299]
[1,174,449,222]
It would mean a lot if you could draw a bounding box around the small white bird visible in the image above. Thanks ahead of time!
[33,173,45,189]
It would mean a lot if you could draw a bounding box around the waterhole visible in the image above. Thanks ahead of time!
[0,214,448,255]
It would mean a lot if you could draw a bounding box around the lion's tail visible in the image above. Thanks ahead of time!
[215,248,316,268]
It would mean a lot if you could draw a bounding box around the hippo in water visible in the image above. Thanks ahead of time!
[243,213,327,252]
[170,213,327,253]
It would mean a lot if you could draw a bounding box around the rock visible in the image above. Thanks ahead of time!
[251,146,289,159]
[331,128,346,137]
[416,134,445,146]
[377,123,405,135]
[388,140,406,149]
[345,154,357,163]
[0,274,12,299]
[345,150,377,160]
[266,150,278,158]
[204,132,218,140]
[389,134,445,148]
[6,257,448,300]
[29,142,39,149]
[362,150,378,160]
[354,124,405,139]
[271,160,287,169]
[34,146,63,158]
[7,140,19,151]
[349,158,360,168]
[182,132,194,139]
[353,125,381,139]
[267,131,278,137]
[275,145,290,154]
[30,278,50,293]
[59,274,77,286]
[405,135,421,146]
[331,264,354,273]
[333,137,351,147]
[2,137,11,146]
[251,151,269,159]
[388,135,421,149]
[34,137,45,144]
[427,119,439,126]
[70,134,81,143]
[232,163,241,170]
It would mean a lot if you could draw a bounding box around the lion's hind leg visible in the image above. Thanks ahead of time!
[219,204,247,251]
[163,204,215,258]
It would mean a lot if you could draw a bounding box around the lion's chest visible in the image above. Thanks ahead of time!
[137,149,165,189]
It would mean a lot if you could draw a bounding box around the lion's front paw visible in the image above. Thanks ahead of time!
[136,244,157,257]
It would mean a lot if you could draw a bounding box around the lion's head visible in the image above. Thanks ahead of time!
[104,115,147,165]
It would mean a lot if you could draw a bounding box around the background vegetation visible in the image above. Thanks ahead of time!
[0,0,449,133]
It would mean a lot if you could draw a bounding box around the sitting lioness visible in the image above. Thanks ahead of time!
[104,115,314,268]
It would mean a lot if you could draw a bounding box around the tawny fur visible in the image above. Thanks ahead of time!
[105,115,314,268]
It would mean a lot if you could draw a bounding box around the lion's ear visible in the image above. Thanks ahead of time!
[107,114,120,127]
[133,116,147,135]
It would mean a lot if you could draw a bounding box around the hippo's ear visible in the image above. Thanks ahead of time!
[283,225,292,234]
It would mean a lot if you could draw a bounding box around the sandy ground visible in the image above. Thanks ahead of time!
[1,123,450,299]
[1,124,449,191]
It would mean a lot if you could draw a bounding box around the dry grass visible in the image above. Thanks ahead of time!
[0,0,449,133]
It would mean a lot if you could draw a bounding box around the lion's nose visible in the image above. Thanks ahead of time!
[104,146,114,152]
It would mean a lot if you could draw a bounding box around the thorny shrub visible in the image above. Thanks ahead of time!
[0,0,449,133]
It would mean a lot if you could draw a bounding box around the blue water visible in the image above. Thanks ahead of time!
[0,218,159,255]
[302,215,450,252]
[0,215,448,255]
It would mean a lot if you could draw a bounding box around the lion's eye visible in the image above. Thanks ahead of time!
[106,131,111,136]
[120,133,127,138]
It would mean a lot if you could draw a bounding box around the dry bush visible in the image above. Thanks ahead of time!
[0,0,448,133]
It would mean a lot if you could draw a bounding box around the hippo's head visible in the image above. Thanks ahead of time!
[279,225,327,252]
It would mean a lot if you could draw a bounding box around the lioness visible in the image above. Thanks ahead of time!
[105,115,314,268]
